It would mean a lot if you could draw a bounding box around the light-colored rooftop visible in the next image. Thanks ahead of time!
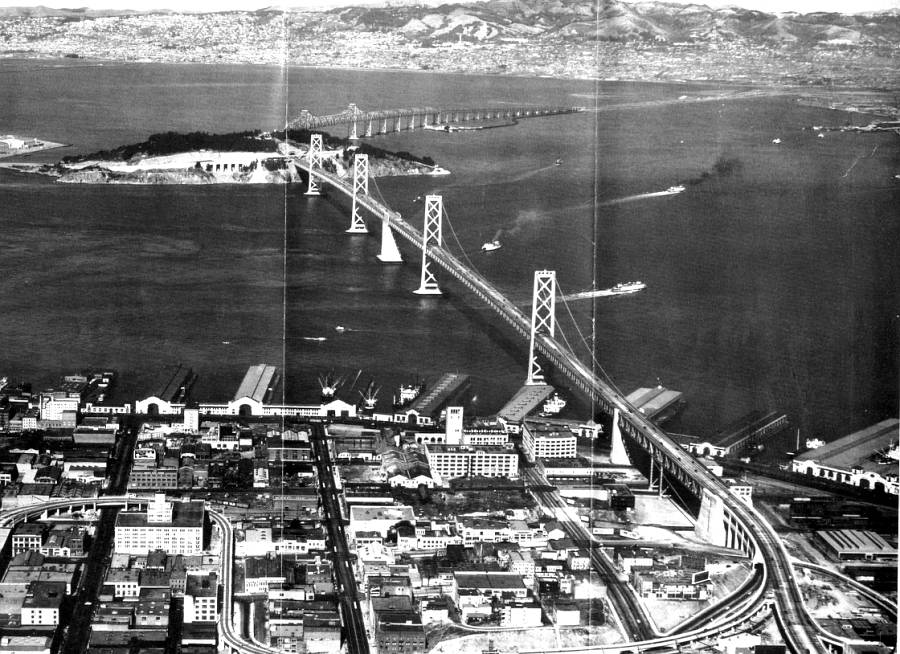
[234,364,279,403]
[497,385,554,423]
[795,418,899,472]
[349,505,415,524]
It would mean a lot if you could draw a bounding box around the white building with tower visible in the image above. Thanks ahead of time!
[114,494,204,555]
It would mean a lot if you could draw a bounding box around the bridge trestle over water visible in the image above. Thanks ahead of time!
[288,103,585,138]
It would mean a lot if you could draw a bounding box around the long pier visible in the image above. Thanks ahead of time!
[295,157,853,654]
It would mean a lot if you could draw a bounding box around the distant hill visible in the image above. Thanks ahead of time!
[0,5,169,18]
[329,0,900,46]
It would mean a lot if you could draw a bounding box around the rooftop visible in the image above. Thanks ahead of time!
[454,571,526,591]
[795,419,899,472]
[497,384,554,423]
[408,373,470,416]
[234,364,279,404]
[349,505,415,523]
[116,500,204,529]
[147,364,193,403]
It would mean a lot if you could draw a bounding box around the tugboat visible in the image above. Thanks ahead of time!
[555,158,563,166]
[482,229,503,252]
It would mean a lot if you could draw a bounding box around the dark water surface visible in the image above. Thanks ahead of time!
[1,59,897,444]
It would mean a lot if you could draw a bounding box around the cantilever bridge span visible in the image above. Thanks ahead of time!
[294,155,860,654]
[288,103,584,138]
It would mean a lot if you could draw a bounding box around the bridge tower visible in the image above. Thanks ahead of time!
[347,154,369,234]
[525,270,556,385]
[305,133,323,196]
[347,103,360,140]
[413,195,443,295]
[377,211,404,264]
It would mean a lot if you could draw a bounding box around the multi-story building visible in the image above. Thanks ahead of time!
[630,566,710,601]
[21,581,65,626]
[184,573,218,623]
[114,494,204,556]
[11,524,44,555]
[127,466,179,490]
[425,444,518,482]
[521,423,577,461]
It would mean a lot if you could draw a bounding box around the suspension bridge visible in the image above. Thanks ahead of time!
[292,135,866,654]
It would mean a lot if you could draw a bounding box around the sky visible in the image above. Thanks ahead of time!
[0,0,897,15]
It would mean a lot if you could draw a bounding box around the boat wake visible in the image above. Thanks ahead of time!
[600,186,684,205]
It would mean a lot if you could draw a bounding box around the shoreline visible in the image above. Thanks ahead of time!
[0,54,894,95]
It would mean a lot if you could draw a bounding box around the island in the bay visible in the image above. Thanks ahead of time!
[3,129,440,184]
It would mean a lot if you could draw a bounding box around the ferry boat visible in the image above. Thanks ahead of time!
[608,281,646,295]
[425,166,451,176]
[666,185,685,194]
[393,382,424,409]
[542,392,566,415]
[481,240,502,252]
[805,438,827,449]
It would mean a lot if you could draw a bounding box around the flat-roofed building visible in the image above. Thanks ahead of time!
[184,573,218,623]
[818,530,897,561]
[11,525,43,555]
[350,506,415,545]
[497,385,554,434]
[792,419,899,495]
[452,572,528,603]
[522,422,577,461]
[425,444,518,482]
[0,636,52,654]
[21,581,65,626]
[625,386,684,423]
[114,494,204,555]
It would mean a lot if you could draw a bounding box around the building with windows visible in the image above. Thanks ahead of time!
[21,581,65,626]
[114,494,204,555]
[425,444,518,482]
[11,524,43,555]
[791,419,899,495]
[521,422,577,461]
[184,573,218,623]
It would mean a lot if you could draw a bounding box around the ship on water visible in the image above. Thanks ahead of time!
[561,281,646,301]
[393,381,425,409]
[482,229,503,252]
[609,281,646,294]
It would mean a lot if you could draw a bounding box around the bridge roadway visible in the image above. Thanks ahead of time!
[3,496,894,654]
[295,159,842,654]
[288,104,584,133]
[0,495,772,654]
